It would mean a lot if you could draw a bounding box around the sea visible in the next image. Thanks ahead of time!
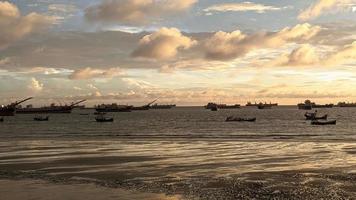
[1,106,356,199]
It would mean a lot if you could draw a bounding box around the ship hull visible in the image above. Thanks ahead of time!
[95,108,131,112]
[16,108,72,114]
[0,109,15,116]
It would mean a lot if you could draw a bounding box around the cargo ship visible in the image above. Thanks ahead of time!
[131,99,159,111]
[205,102,241,109]
[95,103,132,112]
[298,100,333,110]
[150,103,176,109]
[17,100,86,114]
[247,102,278,108]
[337,102,356,107]
[0,97,33,116]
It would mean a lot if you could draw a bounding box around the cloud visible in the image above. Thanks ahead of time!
[260,41,356,67]
[298,0,356,21]
[69,67,125,80]
[204,2,284,14]
[205,23,321,60]
[264,44,320,66]
[28,77,44,91]
[87,84,98,90]
[131,27,197,60]
[0,1,55,50]
[85,0,198,25]
[325,41,356,65]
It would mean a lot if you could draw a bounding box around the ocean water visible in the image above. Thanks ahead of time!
[0,106,355,140]
[1,106,356,199]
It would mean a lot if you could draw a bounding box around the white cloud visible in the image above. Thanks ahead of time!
[204,2,284,14]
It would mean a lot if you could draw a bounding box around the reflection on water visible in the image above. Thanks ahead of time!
[1,140,356,179]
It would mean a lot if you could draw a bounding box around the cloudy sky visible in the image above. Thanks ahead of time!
[0,0,356,105]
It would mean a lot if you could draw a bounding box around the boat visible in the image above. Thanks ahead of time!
[95,103,132,112]
[17,100,86,114]
[226,116,256,122]
[313,104,333,108]
[95,113,114,122]
[205,102,241,110]
[34,116,49,121]
[246,102,259,107]
[337,102,356,107]
[298,100,333,110]
[298,100,313,110]
[304,112,328,120]
[0,97,33,116]
[150,103,176,109]
[132,99,159,111]
[311,120,336,125]
[211,107,218,111]
[246,102,278,107]
[257,102,275,109]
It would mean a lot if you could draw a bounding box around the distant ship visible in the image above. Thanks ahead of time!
[246,102,259,106]
[337,102,356,107]
[0,97,33,116]
[298,100,333,110]
[95,103,132,112]
[131,99,159,111]
[150,103,176,109]
[17,100,86,114]
[205,102,241,109]
[247,102,278,108]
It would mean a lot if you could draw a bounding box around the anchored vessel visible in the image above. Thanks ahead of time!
[205,102,241,110]
[150,103,176,109]
[131,99,159,111]
[298,100,333,110]
[95,103,132,112]
[337,102,356,107]
[17,100,86,114]
[0,97,33,116]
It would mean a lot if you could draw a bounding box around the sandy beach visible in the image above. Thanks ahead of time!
[1,138,356,199]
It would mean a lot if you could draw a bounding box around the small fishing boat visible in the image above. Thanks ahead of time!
[311,120,336,125]
[226,116,256,122]
[95,114,113,122]
[79,113,90,116]
[34,116,49,121]
[304,113,328,120]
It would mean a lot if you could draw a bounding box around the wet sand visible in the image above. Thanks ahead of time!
[2,138,356,199]
[0,179,179,200]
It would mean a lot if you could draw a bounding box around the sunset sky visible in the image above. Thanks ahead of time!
[0,0,356,105]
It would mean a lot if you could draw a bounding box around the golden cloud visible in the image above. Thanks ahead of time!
[298,0,356,21]
[205,23,321,60]
[0,1,55,50]
[132,27,197,60]
[69,67,125,80]
[85,0,198,25]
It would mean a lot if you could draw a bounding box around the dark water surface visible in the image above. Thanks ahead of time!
[1,107,356,199]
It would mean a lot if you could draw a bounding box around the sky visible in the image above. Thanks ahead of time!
[0,0,356,106]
